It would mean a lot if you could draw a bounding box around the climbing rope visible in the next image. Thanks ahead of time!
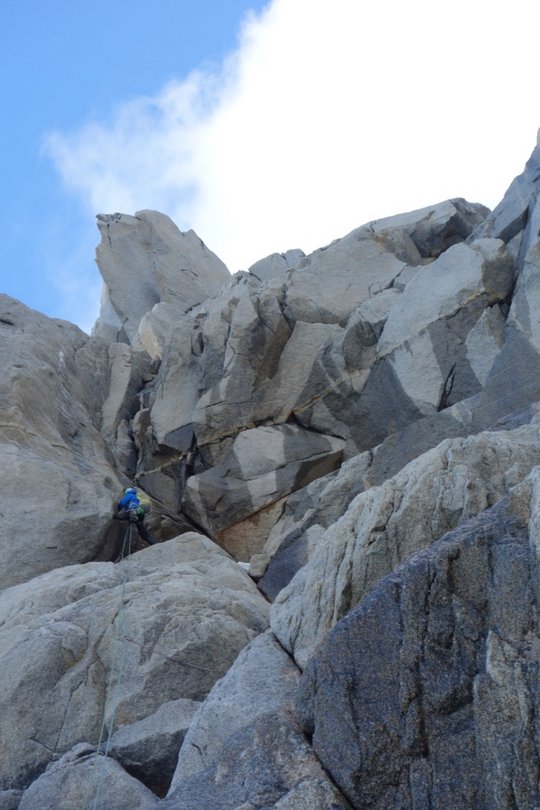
[83,523,133,810]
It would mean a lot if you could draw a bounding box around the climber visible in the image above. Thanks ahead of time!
[115,486,156,546]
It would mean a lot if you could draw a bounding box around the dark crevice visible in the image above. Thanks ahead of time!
[287,410,348,444]
[437,364,456,412]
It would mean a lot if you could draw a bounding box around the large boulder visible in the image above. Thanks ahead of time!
[248,248,305,282]
[284,198,489,326]
[0,535,268,792]
[107,698,200,797]
[293,237,514,452]
[181,423,345,556]
[0,295,128,588]
[163,713,352,810]
[462,139,540,430]
[170,631,301,784]
[147,273,293,453]
[137,198,492,495]
[93,210,230,344]
[18,745,159,810]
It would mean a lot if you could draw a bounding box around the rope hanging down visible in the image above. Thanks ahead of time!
[83,523,133,810]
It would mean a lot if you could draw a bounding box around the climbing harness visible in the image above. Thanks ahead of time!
[83,523,133,810]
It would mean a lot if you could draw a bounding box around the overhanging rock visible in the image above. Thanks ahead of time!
[181,424,345,552]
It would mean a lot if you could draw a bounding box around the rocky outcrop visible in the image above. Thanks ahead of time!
[182,424,345,553]
[164,631,352,809]
[0,294,188,588]
[163,713,352,810]
[0,535,268,792]
[271,421,540,667]
[107,698,199,797]
[128,196,501,557]
[18,745,159,810]
[296,481,539,809]
[0,296,121,588]
[283,198,488,326]
[4,140,540,809]
[93,210,230,344]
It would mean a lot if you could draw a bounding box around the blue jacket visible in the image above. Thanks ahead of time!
[118,491,140,511]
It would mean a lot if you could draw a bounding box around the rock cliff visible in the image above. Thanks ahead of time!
[1,142,540,810]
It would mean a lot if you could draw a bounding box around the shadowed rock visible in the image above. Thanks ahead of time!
[18,745,159,810]
[181,424,345,552]
[272,422,540,667]
[296,483,539,809]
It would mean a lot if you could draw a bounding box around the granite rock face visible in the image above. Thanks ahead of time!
[271,422,540,667]
[17,745,159,810]
[107,698,199,797]
[296,483,539,810]
[0,536,268,792]
[4,142,540,809]
[0,296,122,588]
[169,630,301,786]
[182,424,345,547]
[165,631,351,810]
[93,210,230,344]
[0,295,185,588]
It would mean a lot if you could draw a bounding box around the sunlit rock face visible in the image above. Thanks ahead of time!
[93,210,230,345]
[5,142,540,809]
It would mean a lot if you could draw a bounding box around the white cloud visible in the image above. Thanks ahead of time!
[45,0,540,280]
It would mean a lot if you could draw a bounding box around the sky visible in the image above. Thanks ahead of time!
[1,0,540,333]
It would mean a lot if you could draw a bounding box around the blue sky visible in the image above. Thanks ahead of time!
[2,0,540,332]
[1,0,267,327]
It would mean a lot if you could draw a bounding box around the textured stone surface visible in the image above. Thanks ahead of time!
[284,198,488,327]
[170,631,300,785]
[0,293,188,586]
[108,698,199,797]
[7,139,540,810]
[217,496,289,562]
[163,713,351,810]
[472,141,540,248]
[257,448,374,586]
[0,535,268,791]
[144,198,491,485]
[93,210,230,343]
[272,424,540,667]
[377,238,513,357]
[0,295,125,588]
[461,141,540,435]
[146,274,293,454]
[182,424,345,543]
[296,485,539,810]
[284,228,407,325]
[248,248,305,282]
[99,342,154,474]
[294,237,514,453]
[0,792,23,810]
[18,746,159,810]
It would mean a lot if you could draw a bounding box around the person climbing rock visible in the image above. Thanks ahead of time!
[115,486,156,546]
